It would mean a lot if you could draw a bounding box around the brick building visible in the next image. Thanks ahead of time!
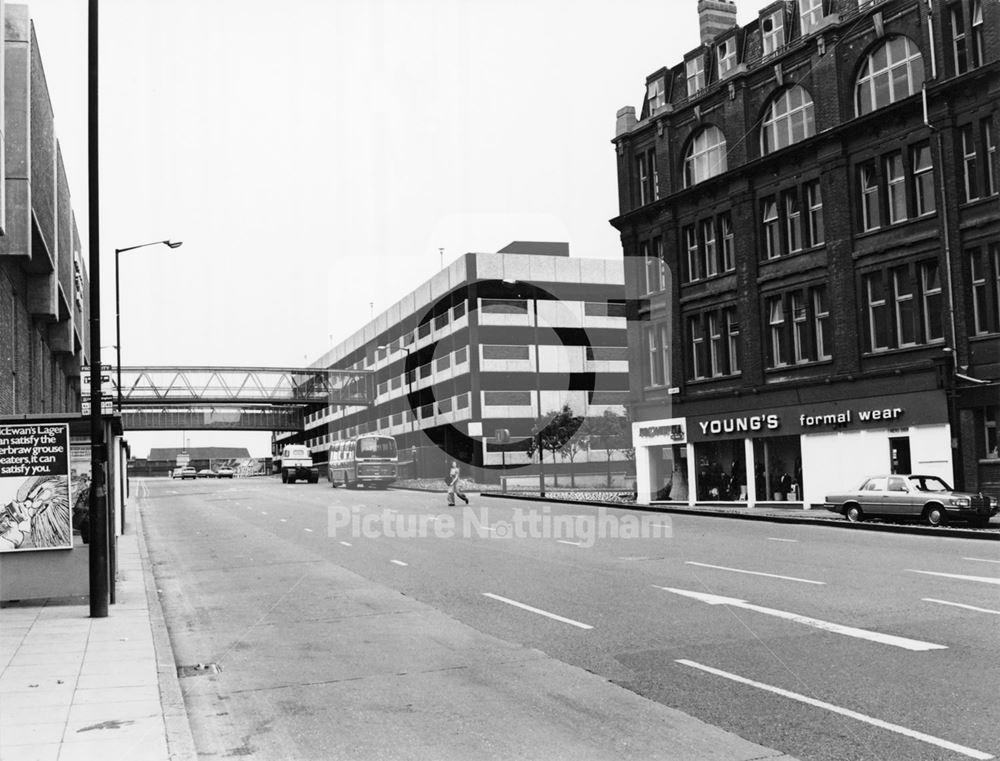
[0,4,88,416]
[274,243,630,485]
[611,0,999,506]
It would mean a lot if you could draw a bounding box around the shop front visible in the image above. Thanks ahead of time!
[634,389,953,508]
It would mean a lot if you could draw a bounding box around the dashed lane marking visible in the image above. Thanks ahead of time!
[685,561,824,585]
[923,598,1000,615]
[557,540,583,547]
[767,537,798,543]
[482,593,593,630]
[339,541,352,547]
[655,586,946,651]
[676,659,993,760]
[390,559,408,566]
[304,528,313,533]
[908,570,1000,586]
[963,557,1000,565]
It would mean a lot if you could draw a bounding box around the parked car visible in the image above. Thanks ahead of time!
[178,466,197,480]
[197,469,215,478]
[215,466,235,479]
[824,474,998,527]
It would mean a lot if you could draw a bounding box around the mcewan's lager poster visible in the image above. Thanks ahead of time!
[0,424,72,552]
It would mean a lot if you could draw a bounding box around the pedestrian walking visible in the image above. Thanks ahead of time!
[446,460,469,506]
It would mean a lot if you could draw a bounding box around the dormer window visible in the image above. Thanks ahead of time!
[686,56,706,96]
[647,77,666,116]
[762,9,786,56]
[800,0,823,35]
[717,38,737,79]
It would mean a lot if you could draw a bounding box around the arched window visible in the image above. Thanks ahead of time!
[761,86,815,154]
[684,126,727,187]
[855,36,925,116]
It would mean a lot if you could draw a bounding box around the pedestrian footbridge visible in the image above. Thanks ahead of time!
[111,366,373,431]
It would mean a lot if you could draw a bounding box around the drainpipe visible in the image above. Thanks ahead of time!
[925,0,937,80]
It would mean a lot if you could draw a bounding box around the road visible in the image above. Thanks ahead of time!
[138,476,1000,761]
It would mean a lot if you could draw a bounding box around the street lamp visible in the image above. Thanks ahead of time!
[114,240,182,410]
[503,278,545,497]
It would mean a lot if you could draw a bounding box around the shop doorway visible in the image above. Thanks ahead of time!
[889,436,911,474]
[650,445,688,501]
[753,436,803,502]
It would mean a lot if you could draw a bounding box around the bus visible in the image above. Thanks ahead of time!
[327,434,398,489]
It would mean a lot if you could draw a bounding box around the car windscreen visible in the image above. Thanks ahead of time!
[355,436,397,458]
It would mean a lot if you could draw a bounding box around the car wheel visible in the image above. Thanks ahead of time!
[924,504,946,527]
[845,504,863,523]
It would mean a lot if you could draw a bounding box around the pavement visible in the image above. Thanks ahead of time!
[0,485,809,761]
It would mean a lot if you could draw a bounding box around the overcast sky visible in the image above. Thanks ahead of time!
[27,0,759,457]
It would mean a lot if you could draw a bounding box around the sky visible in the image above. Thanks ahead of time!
[26,0,760,457]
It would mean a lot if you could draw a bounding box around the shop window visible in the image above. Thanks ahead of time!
[986,407,998,459]
[753,436,803,501]
[694,441,747,501]
[855,36,925,116]
[650,444,689,502]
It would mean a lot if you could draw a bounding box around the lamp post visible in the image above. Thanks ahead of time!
[503,279,545,496]
[114,240,182,410]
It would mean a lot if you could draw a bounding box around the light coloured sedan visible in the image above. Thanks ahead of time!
[824,474,998,527]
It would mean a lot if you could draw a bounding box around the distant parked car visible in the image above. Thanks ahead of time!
[215,466,235,479]
[179,466,197,480]
[197,469,215,479]
[824,474,998,527]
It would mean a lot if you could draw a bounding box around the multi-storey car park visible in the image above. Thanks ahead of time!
[273,242,631,486]
[611,0,998,507]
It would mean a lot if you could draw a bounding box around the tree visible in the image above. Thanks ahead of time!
[583,408,630,487]
[560,421,590,488]
[527,404,583,488]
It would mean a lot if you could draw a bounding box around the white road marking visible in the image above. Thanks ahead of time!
[655,587,946,651]
[304,528,313,533]
[767,537,798,543]
[685,561,823,585]
[261,511,268,515]
[908,570,1000,586]
[676,660,993,760]
[923,598,1000,615]
[280,518,287,523]
[390,559,408,566]
[482,593,593,630]
[557,540,583,546]
[963,557,1000,565]
[339,541,352,547]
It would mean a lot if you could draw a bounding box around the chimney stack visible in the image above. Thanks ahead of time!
[698,0,738,45]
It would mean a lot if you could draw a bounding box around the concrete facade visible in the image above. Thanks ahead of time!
[276,244,631,485]
[612,0,999,505]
